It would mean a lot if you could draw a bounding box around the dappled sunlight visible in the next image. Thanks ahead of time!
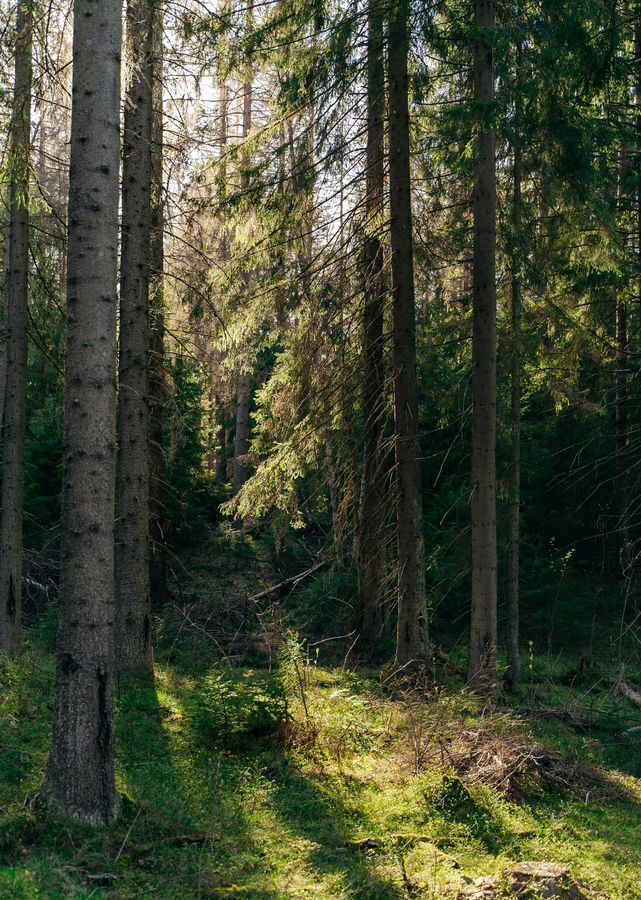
[3,645,641,896]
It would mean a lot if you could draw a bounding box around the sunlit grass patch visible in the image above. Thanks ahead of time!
[2,632,641,897]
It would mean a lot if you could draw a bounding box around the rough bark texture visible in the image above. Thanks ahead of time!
[359,0,386,646]
[628,19,641,570]
[468,0,498,691]
[0,227,8,433]
[505,132,522,691]
[0,0,32,652]
[213,80,229,486]
[42,0,122,825]
[615,143,631,574]
[148,2,166,606]
[388,0,428,666]
[116,0,155,676]
[231,69,253,498]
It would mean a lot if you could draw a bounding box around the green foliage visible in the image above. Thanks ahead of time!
[277,633,382,765]
[289,569,359,637]
[2,630,641,897]
[164,353,223,543]
[426,775,508,854]
[188,668,287,751]
[23,396,63,540]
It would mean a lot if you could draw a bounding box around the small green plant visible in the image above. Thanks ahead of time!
[189,668,287,751]
[277,632,381,765]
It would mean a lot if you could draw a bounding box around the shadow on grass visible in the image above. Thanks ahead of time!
[115,670,283,898]
[118,664,407,897]
[1,658,280,898]
[265,767,406,899]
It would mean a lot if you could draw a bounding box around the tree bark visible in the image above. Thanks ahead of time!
[388,0,428,666]
[232,371,251,495]
[42,0,122,825]
[149,1,166,606]
[0,226,8,433]
[505,124,522,691]
[614,674,641,710]
[116,0,156,676]
[231,60,253,498]
[469,0,498,691]
[0,0,32,652]
[615,143,631,574]
[213,80,229,485]
[359,0,386,646]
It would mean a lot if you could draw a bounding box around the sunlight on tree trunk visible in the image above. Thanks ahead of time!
[388,0,428,667]
[42,0,122,826]
[469,0,498,692]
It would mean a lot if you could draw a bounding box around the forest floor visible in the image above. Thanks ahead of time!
[2,536,641,898]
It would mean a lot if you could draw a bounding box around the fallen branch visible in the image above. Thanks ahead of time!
[247,560,328,604]
[614,674,641,711]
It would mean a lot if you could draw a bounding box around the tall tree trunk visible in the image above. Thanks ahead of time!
[232,60,253,497]
[213,80,229,485]
[634,15,641,573]
[359,0,386,646]
[42,0,122,825]
[468,0,498,691]
[505,129,522,691]
[232,372,251,495]
[0,0,32,651]
[616,135,631,572]
[0,228,8,432]
[388,0,428,666]
[149,1,166,606]
[115,0,156,676]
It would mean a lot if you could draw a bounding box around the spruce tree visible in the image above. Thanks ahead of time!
[0,0,33,651]
[42,0,122,825]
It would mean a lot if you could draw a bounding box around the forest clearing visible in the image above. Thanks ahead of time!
[2,0,641,896]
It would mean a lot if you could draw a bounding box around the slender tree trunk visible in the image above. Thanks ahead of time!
[388,0,428,666]
[468,0,498,691]
[116,0,156,675]
[615,292,629,570]
[213,80,229,485]
[215,414,228,482]
[635,16,641,571]
[232,63,253,497]
[42,0,122,825]
[0,227,8,432]
[505,130,522,691]
[233,374,251,494]
[323,425,346,568]
[0,1,32,651]
[359,0,386,646]
[615,138,631,573]
[149,2,166,605]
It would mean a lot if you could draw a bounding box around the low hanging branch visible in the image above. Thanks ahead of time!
[248,559,328,604]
